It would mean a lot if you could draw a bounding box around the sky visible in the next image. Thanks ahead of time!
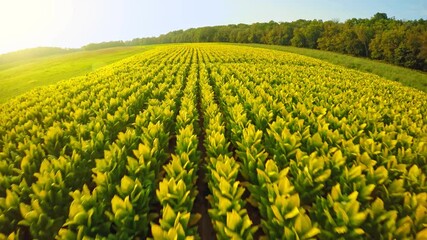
[0,0,426,54]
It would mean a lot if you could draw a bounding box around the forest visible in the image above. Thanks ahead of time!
[83,13,427,71]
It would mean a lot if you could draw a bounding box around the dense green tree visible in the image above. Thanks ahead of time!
[372,12,388,21]
[84,13,427,71]
[419,32,427,70]
[305,20,323,48]
[82,41,126,50]
[354,24,374,57]
[318,21,343,52]
[291,28,307,47]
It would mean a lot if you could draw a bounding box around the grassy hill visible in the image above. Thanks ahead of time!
[0,47,78,69]
[0,46,153,103]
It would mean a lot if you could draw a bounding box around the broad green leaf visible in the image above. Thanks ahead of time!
[151,224,165,239]
[111,195,124,215]
[295,214,311,235]
[334,226,348,234]
[350,212,367,227]
[271,205,284,223]
[285,207,300,219]
[226,210,242,231]
[416,228,427,240]
[302,227,321,239]
[314,169,331,183]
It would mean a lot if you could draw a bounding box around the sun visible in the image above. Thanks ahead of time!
[0,0,74,54]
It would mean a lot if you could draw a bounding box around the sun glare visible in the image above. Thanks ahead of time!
[0,0,73,53]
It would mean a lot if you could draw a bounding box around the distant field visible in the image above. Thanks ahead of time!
[246,44,427,93]
[0,47,78,69]
[0,46,152,102]
[1,43,427,104]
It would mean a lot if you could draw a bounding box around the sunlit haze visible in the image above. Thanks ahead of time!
[0,0,426,54]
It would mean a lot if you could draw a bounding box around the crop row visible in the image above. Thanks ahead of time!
[203,45,426,239]
[1,47,191,238]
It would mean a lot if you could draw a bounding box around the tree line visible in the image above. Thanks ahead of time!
[83,13,427,71]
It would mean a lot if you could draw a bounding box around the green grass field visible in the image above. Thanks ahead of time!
[0,46,153,103]
[246,44,427,93]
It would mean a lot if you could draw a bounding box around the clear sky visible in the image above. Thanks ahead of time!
[0,0,426,54]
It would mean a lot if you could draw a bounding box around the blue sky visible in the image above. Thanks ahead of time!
[0,0,426,54]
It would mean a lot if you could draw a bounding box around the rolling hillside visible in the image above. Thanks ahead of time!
[0,46,152,102]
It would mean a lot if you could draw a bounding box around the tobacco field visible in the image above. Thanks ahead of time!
[0,44,426,239]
